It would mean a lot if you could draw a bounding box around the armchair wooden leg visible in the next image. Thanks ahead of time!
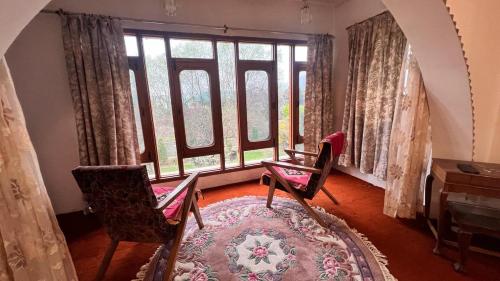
[267,178,276,208]
[284,186,328,228]
[95,239,119,281]
[164,219,189,281]
[321,186,339,205]
[294,193,328,228]
[191,198,204,229]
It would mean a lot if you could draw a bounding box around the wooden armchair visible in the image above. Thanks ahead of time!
[72,165,203,281]
[260,132,345,227]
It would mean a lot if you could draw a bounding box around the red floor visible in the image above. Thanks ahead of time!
[62,172,500,281]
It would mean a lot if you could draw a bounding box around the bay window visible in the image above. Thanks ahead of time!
[125,30,308,181]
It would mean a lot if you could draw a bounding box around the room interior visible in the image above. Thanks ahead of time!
[0,0,499,281]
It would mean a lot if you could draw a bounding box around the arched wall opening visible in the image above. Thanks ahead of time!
[0,0,475,212]
[0,0,474,159]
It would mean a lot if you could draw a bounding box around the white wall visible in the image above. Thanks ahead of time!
[331,0,388,188]
[383,0,473,161]
[447,0,500,163]
[6,0,336,214]
[6,15,85,213]
[0,0,50,57]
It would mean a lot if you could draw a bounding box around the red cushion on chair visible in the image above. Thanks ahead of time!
[321,131,345,157]
[152,185,187,220]
[262,167,311,191]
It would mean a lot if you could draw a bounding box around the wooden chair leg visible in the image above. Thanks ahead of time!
[191,198,204,229]
[284,186,328,228]
[95,239,119,281]
[263,164,328,228]
[321,186,339,205]
[454,230,472,272]
[267,178,276,208]
[163,220,189,281]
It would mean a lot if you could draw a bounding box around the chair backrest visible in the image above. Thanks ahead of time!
[303,131,345,198]
[72,165,174,243]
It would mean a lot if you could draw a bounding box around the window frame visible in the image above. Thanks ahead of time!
[125,29,307,182]
[292,60,307,146]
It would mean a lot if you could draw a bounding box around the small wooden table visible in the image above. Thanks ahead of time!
[425,158,500,271]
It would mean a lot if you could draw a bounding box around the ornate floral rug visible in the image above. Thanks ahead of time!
[135,196,396,281]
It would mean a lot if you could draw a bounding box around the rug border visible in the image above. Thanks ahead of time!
[132,195,397,281]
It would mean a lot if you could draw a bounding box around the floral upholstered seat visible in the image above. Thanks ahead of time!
[261,167,311,191]
[72,165,203,281]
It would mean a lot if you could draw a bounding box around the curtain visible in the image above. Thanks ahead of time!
[0,59,78,280]
[338,12,407,180]
[60,13,140,166]
[383,46,432,219]
[303,34,334,163]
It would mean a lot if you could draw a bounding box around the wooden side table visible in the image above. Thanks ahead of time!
[424,158,500,271]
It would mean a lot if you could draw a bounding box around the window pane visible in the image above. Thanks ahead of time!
[144,163,155,179]
[295,46,308,62]
[299,71,307,136]
[170,39,213,59]
[217,42,240,168]
[183,154,220,173]
[277,45,291,159]
[295,143,304,152]
[179,70,214,148]
[244,148,274,165]
[124,35,139,56]
[239,43,273,61]
[143,37,179,176]
[245,71,270,142]
[128,70,145,153]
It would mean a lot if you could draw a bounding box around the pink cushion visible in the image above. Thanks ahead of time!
[263,167,311,191]
[152,185,187,220]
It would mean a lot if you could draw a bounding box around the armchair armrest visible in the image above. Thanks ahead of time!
[155,172,200,211]
[284,149,317,157]
[262,161,321,174]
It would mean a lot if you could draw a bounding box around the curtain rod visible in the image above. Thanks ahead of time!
[40,9,321,37]
[345,10,389,30]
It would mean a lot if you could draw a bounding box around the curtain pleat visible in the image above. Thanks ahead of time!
[303,35,334,162]
[60,14,139,166]
[338,12,407,180]
[0,59,78,281]
[384,45,432,218]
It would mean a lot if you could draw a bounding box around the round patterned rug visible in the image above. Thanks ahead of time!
[135,196,396,281]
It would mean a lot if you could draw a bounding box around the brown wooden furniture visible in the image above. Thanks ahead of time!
[447,193,500,271]
[425,158,500,272]
[72,165,203,281]
[261,132,345,227]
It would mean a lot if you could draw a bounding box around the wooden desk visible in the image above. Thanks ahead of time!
[425,158,500,258]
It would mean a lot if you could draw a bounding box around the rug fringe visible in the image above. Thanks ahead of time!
[132,196,397,281]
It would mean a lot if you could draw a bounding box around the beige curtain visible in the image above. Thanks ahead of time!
[384,46,432,219]
[0,59,78,280]
[303,34,334,162]
[61,13,139,166]
[338,12,407,180]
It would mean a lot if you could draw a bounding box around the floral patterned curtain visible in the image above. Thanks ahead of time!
[338,12,407,180]
[60,13,139,166]
[0,59,78,280]
[303,34,334,163]
[384,45,432,219]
